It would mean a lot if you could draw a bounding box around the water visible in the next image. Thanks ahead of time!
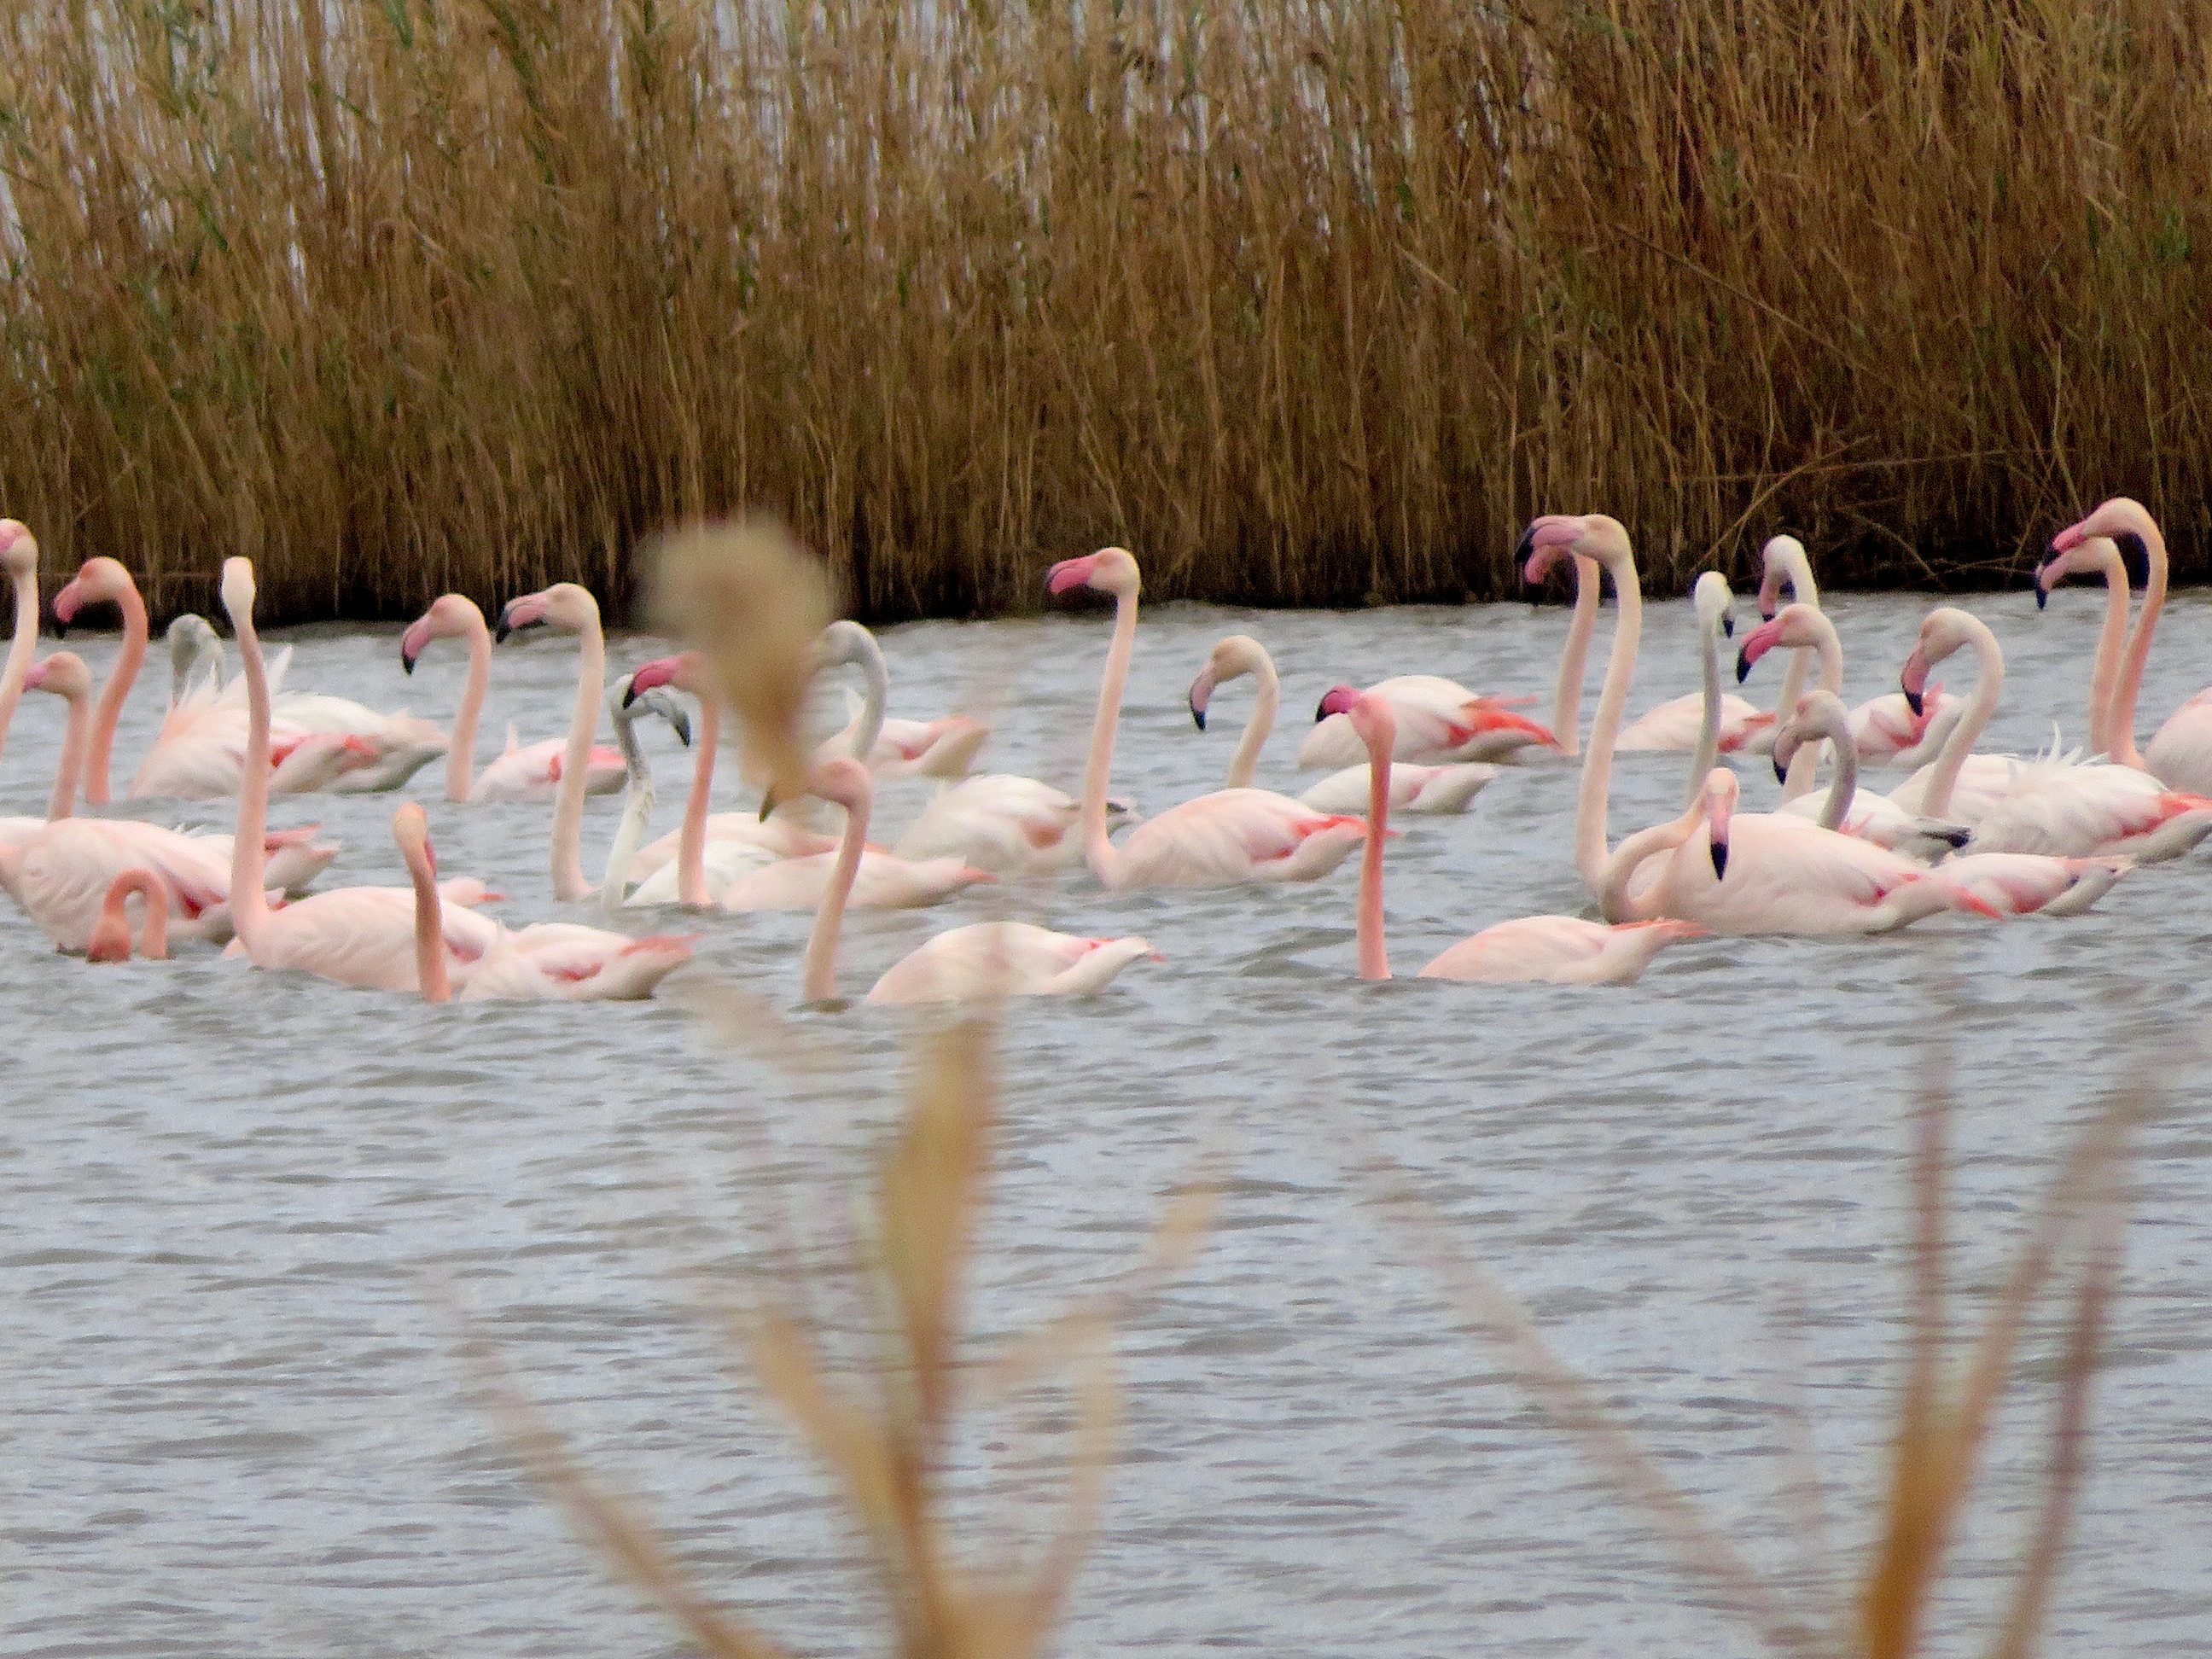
[3,587,2209,1656]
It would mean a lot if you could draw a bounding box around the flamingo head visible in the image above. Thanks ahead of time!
[623,651,700,705]
[1771,688,1848,785]
[1756,534,1810,620]
[391,800,436,876]
[1188,634,1266,731]
[1517,514,1630,586]
[1314,683,1363,722]
[50,556,137,637]
[2051,497,2155,559]
[400,593,485,672]
[1046,546,1140,601]
[1342,688,1398,762]
[1734,602,1824,684]
[1691,570,1734,639]
[23,651,91,701]
[1702,767,1738,880]
[1901,607,1976,716]
[0,519,35,578]
[220,558,256,628]
[496,583,597,643]
[2033,533,2123,612]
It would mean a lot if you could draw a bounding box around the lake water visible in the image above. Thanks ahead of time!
[2,585,2208,1656]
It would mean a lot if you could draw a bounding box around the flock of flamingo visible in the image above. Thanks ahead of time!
[1,494,2208,1004]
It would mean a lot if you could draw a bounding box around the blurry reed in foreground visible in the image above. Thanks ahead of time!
[3,1,2208,624]
[1363,1062,2137,1658]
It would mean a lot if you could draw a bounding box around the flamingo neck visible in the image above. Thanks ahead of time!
[1598,801,1697,923]
[849,632,889,763]
[1770,565,1819,748]
[1575,556,1642,894]
[407,846,451,1002]
[122,869,171,959]
[678,699,718,907]
[550,612,605,901]
[1357,741,1391,980]
[1687,617,1723,809]
[46,691,90,822]
[1225,654,1279,789]
[2109,520,2167,768]
[1809,708,1859,832]
[1080,585,1139,886]
[1779,622,1846,801]
[84,579,148,806]
[230,599,275,954]
[445,604,491,800]
[601,706,655,918]
[801,789,870,1002]
[0,560,37,769]
[1550,555,1600,758]
[2078,547,2129,757]
[1923,620,2004,818]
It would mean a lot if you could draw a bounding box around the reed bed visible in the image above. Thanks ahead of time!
[3,0,2209,622]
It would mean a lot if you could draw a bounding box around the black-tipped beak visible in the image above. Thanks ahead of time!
[400,649,417,676]
[1512,524,1538,567]
[2034,582,2049,611]
[1903,686,1924,718]
[758,788,777,822]
[1722,614,1735,639]
[1314,695,1335,723]
[51,618,68,640]
[1759,602,1776,622]
[1189,699,1206,732]
[1735,649,1754,684]
[1709,840,1729,880]
[621,680,641,708]
[1773,754,1789,787]
[493,618,513,643]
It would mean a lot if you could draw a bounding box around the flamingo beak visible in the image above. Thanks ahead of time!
[1709,838,1728,879]
[1722,614,1734,639]
[1735,647,1754,684]
[2033,566,2052,611]
[1188,671,1213,732]
[1901,647,1930,719]
[495,594,548,643]
[1512,522,1539,569]
[1773,752,1789,786]
[759,787,778,822]
[1045,554,1100,597]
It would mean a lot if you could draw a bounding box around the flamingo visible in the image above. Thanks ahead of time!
[85,870,171,963]
[1752,535,1948,765]
[1050,547,1371,888]
[812,620,990,780]
[1886,607,2212,861]
[596,671,695,916]
[772,756,1155,1004]
[493,582,626,902]
[2042,498,2212,794]
[0,521,41,779]
[1771,691,2128,917]
[1614,574,1764,756]
[1328,686,1700,984]
[1190,633,1494,814]
[402,592,629,802]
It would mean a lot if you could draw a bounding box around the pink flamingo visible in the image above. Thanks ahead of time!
[1615,574,1767,754]
[812,621,990,780]
[1887,606,2212,860]
[1329,687,1699,984]
[85,870,171,963]
[1773,691,2128,916]
[493,583,628,901]
[1050,547,1370,887]
[0,521,38,780]
[402,592,627,802]
[2043,498,2212,793]
[2031,533,2132,756]
[1191,633,1494,813]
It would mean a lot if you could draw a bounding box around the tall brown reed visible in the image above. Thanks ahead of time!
[3,1,2207,623]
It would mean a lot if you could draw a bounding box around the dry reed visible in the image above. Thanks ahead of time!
[3,1,2208,624]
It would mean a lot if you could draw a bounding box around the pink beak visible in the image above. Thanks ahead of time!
[1315,683,1363,720]
[1045,554,1100,597]
[2050,522,2088,554]
[625,655,685,704]
[1900,644,1931,716]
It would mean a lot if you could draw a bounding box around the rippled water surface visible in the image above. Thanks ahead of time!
[3,586,2209,1656]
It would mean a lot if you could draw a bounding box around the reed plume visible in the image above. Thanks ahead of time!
[2,0,2206,622]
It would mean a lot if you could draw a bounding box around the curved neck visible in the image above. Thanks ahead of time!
[134,870,170,959]
[46,692,90,822]
[407,846,451,1002]
[800,788,870,1002]
[1687,620,1723,809]
[0,562,37,771]
[84,579,148,806]
[445,603,492,800]
[1358,740,1391,980]
[2110,522,2167,768]
[1779,622,1846,801]
[1551,554,1600,758]
[1807,710,1859,832]
[1922,621,2004,818]
[678,698,719,907]
[1080,587,1140,884]
[1598,803,1697,923]
[1575,557,1643,894]
[229,594,276,952]
[848,633,889,763]
[1225,655,1279,789]
[601,709,655,919]
[550,612,606,901]
[2077,550,2129,757]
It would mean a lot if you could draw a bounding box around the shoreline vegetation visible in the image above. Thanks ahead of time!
[3,3,2207,625]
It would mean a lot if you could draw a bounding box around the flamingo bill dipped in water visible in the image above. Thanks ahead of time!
[1191,632,1493,814]
[1889,605,2212,861]
[1050,548,1370,888]
[1327,686,1697,985]
[2043,498,2212,794]
[404,593,627,802]
[85,869,171,963]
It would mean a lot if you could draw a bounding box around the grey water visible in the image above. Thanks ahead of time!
[2,585,2209,1656]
